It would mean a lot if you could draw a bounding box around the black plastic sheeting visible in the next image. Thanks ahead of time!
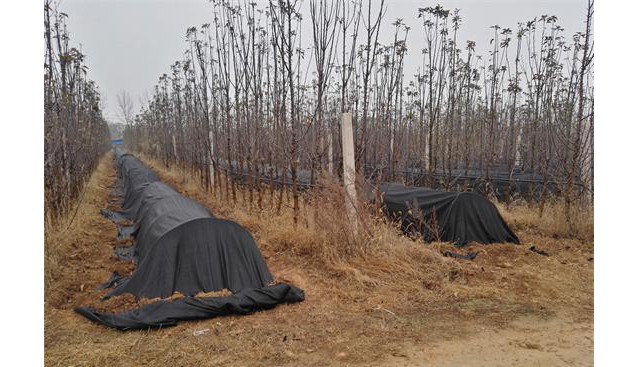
[368,165,561,202]
[529,245,550,256]
[443,251,479,261]
[218,159,568,202]
[77,284,302,331]
[75,149,304,330]
[380,183,519,246]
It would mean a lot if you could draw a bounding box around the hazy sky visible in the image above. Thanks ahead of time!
[58,0,589,123]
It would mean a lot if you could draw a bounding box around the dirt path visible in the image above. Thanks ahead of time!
[45,153,593,366]
[377,312,592,366]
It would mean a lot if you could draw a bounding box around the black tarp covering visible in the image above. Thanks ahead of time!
[77,284,302,331]
[380,183,519,246]
[76,149,304,329]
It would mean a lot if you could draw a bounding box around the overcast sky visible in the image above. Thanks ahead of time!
[58,0,590,123]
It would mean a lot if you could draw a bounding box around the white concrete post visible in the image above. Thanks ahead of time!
[341,112,358,235]
[172,134,178,163]
[514,127,522,168]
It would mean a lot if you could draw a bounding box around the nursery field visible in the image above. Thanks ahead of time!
[44,152,593,366]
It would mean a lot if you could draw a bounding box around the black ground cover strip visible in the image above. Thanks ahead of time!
[75,148,304,330]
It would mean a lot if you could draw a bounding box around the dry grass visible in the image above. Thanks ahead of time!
[44,151,122,309]
[44,153,594,366]
[497,199,594,242]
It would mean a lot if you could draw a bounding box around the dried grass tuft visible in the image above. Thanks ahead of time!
[90,293,140,314]
[497,199,593,242]
[194,289,233,298]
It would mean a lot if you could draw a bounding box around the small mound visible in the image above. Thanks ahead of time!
[380,183,519,246]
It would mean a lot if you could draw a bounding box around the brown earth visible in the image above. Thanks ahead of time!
[44,152,593,366]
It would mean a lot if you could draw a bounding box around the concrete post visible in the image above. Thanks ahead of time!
[172,134,178,164]
[341,112,358,235]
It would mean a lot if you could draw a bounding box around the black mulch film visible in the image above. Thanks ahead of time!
[75,148,304,330]
[380,183,519,247]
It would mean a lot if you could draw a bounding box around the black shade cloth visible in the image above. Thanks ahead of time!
[380,183,519,246]
[98,272,127,290]
[100,208,128,224]
[116,224,137,241]
[529,245,550,256]
[106,218,276,299]
[114,245,135,261]
[443,251,479,260]
[76,284,304,331]
[76,148,304,329]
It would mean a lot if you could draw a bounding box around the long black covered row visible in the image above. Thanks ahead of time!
[75,148,304,330]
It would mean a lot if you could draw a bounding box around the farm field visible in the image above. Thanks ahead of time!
[40,0,598,365]
[44,152,593,366]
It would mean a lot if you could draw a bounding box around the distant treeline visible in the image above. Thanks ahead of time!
[44,0,110,224]
[125,0,593,224]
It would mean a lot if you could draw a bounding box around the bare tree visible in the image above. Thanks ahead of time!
[124,0,594,225]
[310,0,340,180]
[44,1,110,224]
[357,0,386,170]
[116,90,135,125]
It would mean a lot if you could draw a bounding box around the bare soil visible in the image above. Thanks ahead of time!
[44,153,593,366]
[376,312,593,367]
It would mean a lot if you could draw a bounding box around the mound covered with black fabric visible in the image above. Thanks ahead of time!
[107,217,276,299]
[380,183,519,246]
[75,148,304,329]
